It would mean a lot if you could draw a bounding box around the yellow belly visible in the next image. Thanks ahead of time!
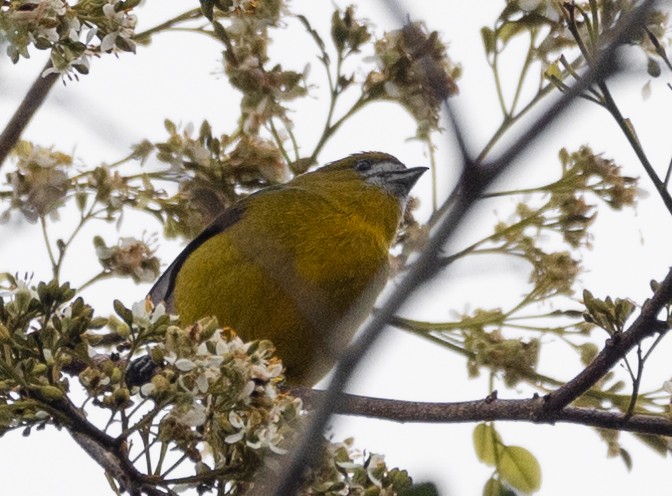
[172,205,389,385]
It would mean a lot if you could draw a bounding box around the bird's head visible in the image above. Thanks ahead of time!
[315,151,428,201]
[291,152,427,242]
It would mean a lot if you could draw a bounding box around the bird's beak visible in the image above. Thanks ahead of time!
[390,166,429,194]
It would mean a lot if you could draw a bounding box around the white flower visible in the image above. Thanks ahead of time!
[225,430,245,444]
[43,348,53,363]
[47,0,67,16]
[140,382,156,396]
[163,351,177,365]
[195,373,209,393]
[173,402,207,427]
[206,356,224,368]
[517,0,560,21]
[100,32,118,52]
[102,2,116,19]
[238,380,255,401]
[13,280,39,300]
[366,454,386,487]
[229,411,245,429]
[85,26,97,44]
[98,0,137,53]
[130,299,165,328]
[34,410,50,420]
[247,423,288,455]
[174,358,197,372]
[224,412,246,443]
[251,361,283,381]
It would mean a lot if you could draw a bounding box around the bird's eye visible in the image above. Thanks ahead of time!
[355,159,373,172]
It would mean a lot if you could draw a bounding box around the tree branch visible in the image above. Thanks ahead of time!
[292,388,672,437]
[0,60,58,170]
[289,263,672,437]
[543,267,672,412]
[53,398,166,496]
[268,3,658,495]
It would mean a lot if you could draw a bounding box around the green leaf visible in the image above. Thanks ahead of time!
[483,477,517,496]
[473,423,500,465]
[483,477,502,496]
[647,57,661,78]
[633,432,669,457]
[296,14,326,53]
[164,119,177,134]
[498,445,541,493]
[113,299,134,327]
[578,343,599,365]
[543,61,562,81]
[497,21,525,44]
[619,447,633,471]
[481,27,496,56]
[36,385,65,401]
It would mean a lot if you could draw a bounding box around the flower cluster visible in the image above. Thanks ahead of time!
[153,120,289,238]
[330,5,371,57]
[534,0,672,81]
[529,250,580,298]
[598,0,671,61]
[491,209,582,299]
[365,22,461,139]
[306,438,413,495]
[129,316,297,482]
[582,289,636,337]
[0,0,139,78]
[0,277,100,433]
[558,146,637,210]
[3,141,71,222]
[201,0,307,136]
[0,280,415,494]
[93,235,161,284]
[464,326,541,387]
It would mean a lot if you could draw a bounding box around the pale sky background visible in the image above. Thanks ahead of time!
[1,1,672,495]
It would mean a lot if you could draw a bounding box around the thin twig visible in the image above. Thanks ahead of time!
[598,80,672,214]
[624,345,645,417]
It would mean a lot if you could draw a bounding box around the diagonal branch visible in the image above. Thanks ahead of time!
[0,60,58,170]
[52,398,167,496]
[267,2,659,495]
[543,267,672,412]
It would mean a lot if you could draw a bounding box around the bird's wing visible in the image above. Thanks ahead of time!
[148,201,247,312]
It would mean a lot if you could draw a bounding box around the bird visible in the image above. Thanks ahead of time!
[148,151,427,385]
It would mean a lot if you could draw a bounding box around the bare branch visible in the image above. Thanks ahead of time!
[55,398,165,496]
[543,267,672,412]
[0,60,58,170]
[293,388,672,437]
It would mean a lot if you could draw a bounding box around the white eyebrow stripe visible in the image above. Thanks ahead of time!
[360,160,405,177]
